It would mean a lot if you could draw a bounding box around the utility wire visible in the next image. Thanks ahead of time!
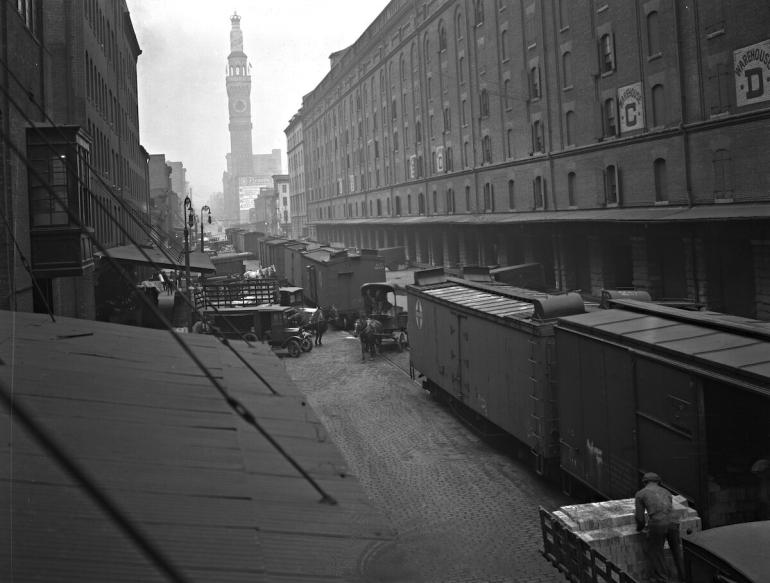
[0,378,191,583]
[0,124,338,506]
[0,59,282,394]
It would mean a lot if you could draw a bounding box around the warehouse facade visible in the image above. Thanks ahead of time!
[292,0,770,319]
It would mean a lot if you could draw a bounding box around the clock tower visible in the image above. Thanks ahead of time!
[224,12,254,222]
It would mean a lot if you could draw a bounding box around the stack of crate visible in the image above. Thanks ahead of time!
[552,497,701,582]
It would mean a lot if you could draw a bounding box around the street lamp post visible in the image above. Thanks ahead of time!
[183,196,194,291]
[200,205,211,252]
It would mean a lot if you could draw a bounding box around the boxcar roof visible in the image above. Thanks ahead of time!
[557,300,770,394]
[412,282,542,321]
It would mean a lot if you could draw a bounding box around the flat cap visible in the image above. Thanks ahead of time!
[642,472,661,483]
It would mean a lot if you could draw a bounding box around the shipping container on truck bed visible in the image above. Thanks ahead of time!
[406,268,585,476]
[555,299,770,529]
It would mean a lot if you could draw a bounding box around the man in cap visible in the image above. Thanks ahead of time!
[634,472,685,582]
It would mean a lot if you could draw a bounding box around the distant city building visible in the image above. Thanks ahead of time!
[285,111,307,239]
[166,161,189,228]
[273,174,291,236]
[148,154,180,242]
[290,0,770,319]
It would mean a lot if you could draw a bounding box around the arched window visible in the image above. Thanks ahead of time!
[447,188,456,214]
[416,120,422,142]
[529,66,541,99]
[482,135,493,163]
[424,34,431,67]
[534,176,545,209]
[463,141,470,167]
[507,128,514,158]
[604,98,617,136]
[652,84,666,127]
[604,164,619,204]
[647,11,661,56]
[465,185,471,211]
[567,172,576,206]
[377,199,382,216]
[503,78,511,110]
[653,158,667,202]
[474,0,485,26]
[501,29,509,60]
[439,22,447,51]
[395,196,402,215]
[532,120,544,152]
[713,149,733,199]
[508,179,515,209]
[400,54,406,81]
[418,192,426,214]
[562,51,573,88]
[458,56,465,84]
[432,190,437,212]
[480,88,490,116]
[456,11,464,40]
[566,110,576,146]
[483,182,495,211]
[408,194,413,214]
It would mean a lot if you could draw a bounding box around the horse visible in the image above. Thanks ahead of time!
[306,305,336,345]
[353,317,382,361]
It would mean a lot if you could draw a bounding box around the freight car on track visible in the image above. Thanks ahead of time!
[406,268,585,477]
[407,267,770,531]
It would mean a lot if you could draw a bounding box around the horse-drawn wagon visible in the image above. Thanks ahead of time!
[360,282,408,351]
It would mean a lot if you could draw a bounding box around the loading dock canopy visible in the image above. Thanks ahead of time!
[556,299,770,396]
[96,244,216,273]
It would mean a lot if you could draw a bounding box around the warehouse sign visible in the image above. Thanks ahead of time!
[734,39,770,107]
[617,82,644,134]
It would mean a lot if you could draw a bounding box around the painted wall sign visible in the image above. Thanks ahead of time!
[617,82,645,134]
[734,39,770,107]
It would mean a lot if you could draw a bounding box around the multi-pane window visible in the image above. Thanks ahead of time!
[418,192,425,214]
[446,147,454,171]
[600,33,615,73]
[483,182,495,211]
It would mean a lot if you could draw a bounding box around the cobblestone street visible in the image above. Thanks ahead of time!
[283,327,575,583]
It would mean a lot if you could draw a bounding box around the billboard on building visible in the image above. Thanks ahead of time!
[238,176,271,222]
[617,82,644,134]
[734,39,770,107]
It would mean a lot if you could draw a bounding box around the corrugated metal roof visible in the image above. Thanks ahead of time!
[0,310,396,582]
[557,305,770,394]
[419,283,538,320]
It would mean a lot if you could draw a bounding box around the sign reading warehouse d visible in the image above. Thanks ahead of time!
[734,39,770,107]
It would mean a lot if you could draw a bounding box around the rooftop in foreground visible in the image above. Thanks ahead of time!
[0,310,400,582]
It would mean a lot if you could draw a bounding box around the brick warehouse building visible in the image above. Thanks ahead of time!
[293,0,770,319]
[1,1,147,318]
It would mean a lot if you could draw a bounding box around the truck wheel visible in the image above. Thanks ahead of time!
[244,333,258,342]
[286,339,301,358]
[301,337,313,352]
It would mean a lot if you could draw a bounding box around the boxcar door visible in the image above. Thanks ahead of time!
[447,311,468,400]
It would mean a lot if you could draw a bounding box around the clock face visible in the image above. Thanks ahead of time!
[234,100,247,113]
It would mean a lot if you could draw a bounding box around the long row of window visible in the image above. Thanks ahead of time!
[311,149,736,222]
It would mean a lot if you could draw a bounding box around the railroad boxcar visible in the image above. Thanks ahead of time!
[555,299,770,528]
[406,268,585,476]
[302,247,386,327]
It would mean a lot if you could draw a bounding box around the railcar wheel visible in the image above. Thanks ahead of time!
[286,339,301,358]
[243,333,258,342]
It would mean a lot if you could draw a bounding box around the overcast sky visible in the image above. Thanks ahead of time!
[126,1,389,205]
